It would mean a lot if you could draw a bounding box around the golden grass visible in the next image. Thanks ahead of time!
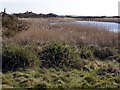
[6,18,118,48]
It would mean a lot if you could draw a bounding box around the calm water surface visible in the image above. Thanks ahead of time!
[50,21,120,32]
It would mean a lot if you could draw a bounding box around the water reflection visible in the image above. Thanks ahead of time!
[72,21,120,32]
[50,21,120,32]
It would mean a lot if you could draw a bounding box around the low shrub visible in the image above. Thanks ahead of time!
[40,42,80,69]
[79,46,94,60]
[2,44,40,72]
[93,47,114,60]
[2,13,29,38]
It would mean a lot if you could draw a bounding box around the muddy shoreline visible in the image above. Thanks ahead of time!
[75,17,120,24]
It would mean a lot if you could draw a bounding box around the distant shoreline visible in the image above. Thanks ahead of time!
[76,17,120,24]
[1,11,120,24]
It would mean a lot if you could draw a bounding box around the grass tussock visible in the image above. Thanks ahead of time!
[2,43,40,72]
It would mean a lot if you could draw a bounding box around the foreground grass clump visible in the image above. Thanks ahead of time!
[93,47,118,60]
[79,46,94,60]
[40,42,80,68]
[2,66,120,88]
[2,44,40,72]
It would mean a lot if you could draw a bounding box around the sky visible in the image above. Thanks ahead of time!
[0,0,120,16]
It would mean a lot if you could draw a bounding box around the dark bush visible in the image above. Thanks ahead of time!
[2,13,29,38]
[93,47,114,60]
[40,42,80,68]
[79,46,94,60]
[2,44,40,72]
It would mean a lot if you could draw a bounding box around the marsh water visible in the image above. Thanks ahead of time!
[51,21,120,32]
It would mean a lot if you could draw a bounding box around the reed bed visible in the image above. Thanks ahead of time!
[7,18,118,48]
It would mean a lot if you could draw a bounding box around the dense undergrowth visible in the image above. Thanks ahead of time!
[1,13,120,89]
[2,42,120,89]
[2,43,40,72]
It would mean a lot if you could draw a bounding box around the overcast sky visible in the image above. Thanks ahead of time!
[0,0,119,16]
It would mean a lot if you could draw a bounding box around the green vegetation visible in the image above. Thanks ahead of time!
[2,43,40,72]
[40,42,79,69]
[93,47,115,59]
[79,46,94,60]
[2,42,120,89]
[2,13,120,89]
[2,65,120,88]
